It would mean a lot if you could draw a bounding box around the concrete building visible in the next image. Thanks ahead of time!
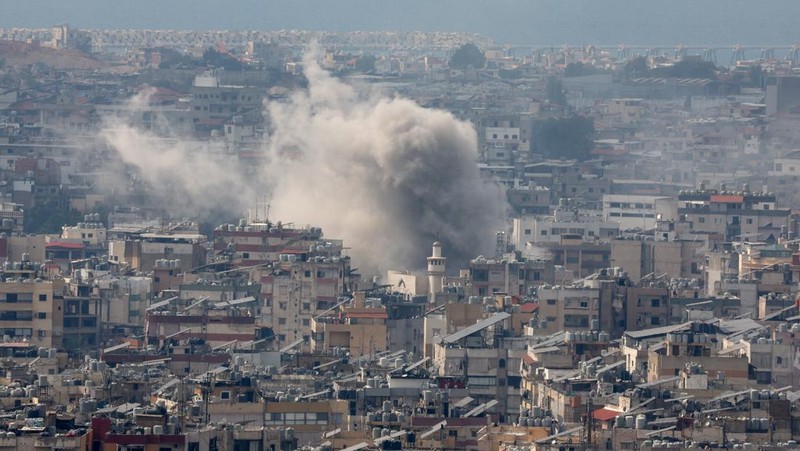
[109,232,206,273]
[258,255,354,348]
[311,292,388,358]
[534,282,614,334]
[610,237,703,283]
[0,272,64,349]
[467,255,552,298]
[602,194,669,231]
[676,187,791,246]
[512,208,619,249]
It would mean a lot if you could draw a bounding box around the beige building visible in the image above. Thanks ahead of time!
[386,270,427,297]
[468,256,553,298]
[311,292,387,358]
[0,275,65,349]
[108,232,206,273]
[259,256,354,349]
[535,281,614,334]
[611,237,703,282]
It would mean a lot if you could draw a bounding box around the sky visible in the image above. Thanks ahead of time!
[2,0,800,46]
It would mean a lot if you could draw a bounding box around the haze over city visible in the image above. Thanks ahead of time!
[0,3,798,451]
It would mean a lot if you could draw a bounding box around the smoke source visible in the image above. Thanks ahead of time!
[101,53,508,275]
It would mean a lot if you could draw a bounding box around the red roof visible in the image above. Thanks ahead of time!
[593,408,622,421]
[519,302,538,313]
[710,194,744,203]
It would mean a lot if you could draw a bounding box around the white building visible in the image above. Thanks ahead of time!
[427,241,446,302]
[602,194,670,231]
[512,208,619,249]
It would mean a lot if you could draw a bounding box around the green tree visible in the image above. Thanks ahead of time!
[449,43,486,69]
[748,65,764,88]
[623,56,649,79]
[546,77,567,106]
[651,58,718,79]
[564,62,604,77]
[23,201,83,234]
[355,55,376,73]
[203,47,246,71]
[531,115,595,161]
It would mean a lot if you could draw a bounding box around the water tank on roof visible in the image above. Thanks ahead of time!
[635,414,646,429]
[615,416,624,428]
[625,415,634,428]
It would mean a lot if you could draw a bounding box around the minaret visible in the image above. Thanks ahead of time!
[427,241,446,303]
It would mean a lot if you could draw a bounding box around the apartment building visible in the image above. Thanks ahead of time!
[602,194,669,231]
[676,188,791,245]
[535,282,614,334]
[512,208,619,249]
[310,292,388,358]
[212,222,333,267]
[467,255,552,298]
[259,256,354,348]
[108,232,206,273]
[0,275,65,349]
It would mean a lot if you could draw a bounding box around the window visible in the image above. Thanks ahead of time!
[650,317,661,326]
[547,299,556,305]
[38,330,46,338]
[564,314,589,328]
[37,312,46,319]
[278,318,286,325]
[302,303,311,310]
[220,391,231,400]
[524,229,531,235]
[777,356,783,365]
[651,299,660,308]
[242,252,250,259]
[302,319,310,326]
[541,230,547,235]
[698,217,705,223]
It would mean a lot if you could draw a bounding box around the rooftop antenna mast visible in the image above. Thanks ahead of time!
[265,195,272,226]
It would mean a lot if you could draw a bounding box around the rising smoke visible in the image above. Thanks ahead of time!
[100,52,508,274]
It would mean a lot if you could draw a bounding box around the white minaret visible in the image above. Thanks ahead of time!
[427,241,446,302]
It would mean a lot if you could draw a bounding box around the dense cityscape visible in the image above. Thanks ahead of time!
[0,19,799,451]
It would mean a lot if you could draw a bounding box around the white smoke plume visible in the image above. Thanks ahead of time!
[264,53,507,272]
[98,89,259,223]
[100,53,508,274]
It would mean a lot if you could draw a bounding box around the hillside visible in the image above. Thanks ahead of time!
[0,40,107,70]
